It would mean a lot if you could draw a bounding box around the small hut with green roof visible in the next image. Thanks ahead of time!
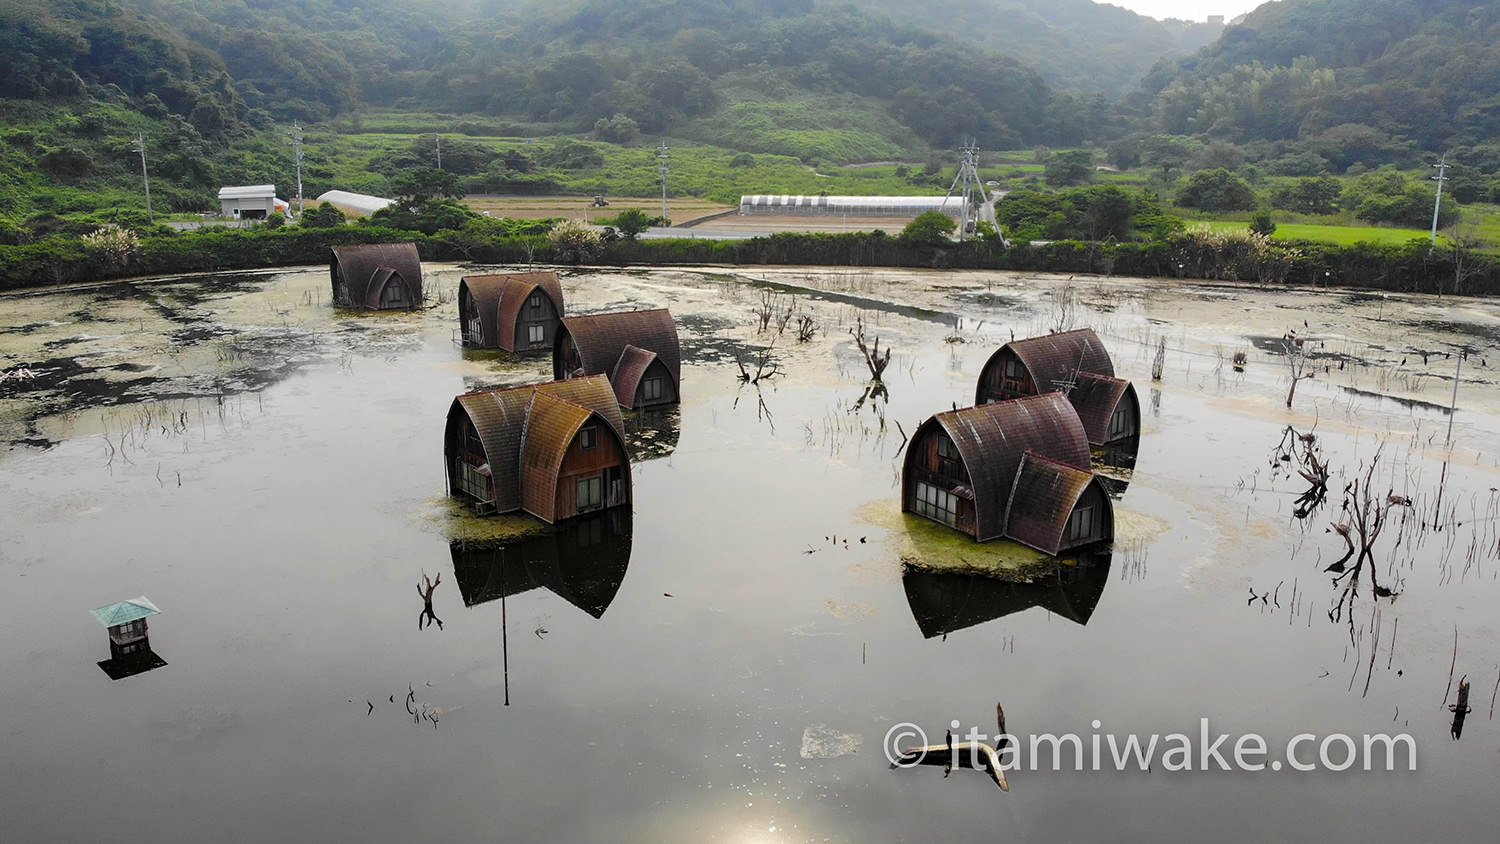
[90,596,160,660]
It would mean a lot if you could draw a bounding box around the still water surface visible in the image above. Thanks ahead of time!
[2,266,1498,841]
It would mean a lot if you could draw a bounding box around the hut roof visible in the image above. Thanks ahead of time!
[610,345,659,409]
[559,309,680,384]
[989,328,1114,393]
[218,184,275,200]
[497,272,564,341]
[1069,372,1134,445]
[926,393,1091,542]
[90,596,160,627]
[448,375,622,515]
[519,392,597,523]
[331,242,423,307]
[1003,451,1108,555]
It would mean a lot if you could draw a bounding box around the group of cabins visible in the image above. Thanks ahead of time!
[901,328,1139,556]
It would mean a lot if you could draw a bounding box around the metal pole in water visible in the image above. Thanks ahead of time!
[1446,351,1462,446]
[501,553,510,706]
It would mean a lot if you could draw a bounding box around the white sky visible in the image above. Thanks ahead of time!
[1105,0,1265,23]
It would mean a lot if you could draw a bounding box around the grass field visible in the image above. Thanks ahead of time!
[1199,220,1438,246]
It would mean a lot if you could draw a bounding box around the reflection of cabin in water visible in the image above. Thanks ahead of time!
[90,596,167,679]
[975,328,1139,445]
[903,552,1110,638]
[329,243,423,310]
[445,374,630,522]
[450,510,632,618]
[459,271,564,353]
[554,309,681,409]
[902,393,1113,554]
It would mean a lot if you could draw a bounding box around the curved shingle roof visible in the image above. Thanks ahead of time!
[557,309,680,384]
[330,242,423,309]
[920,393,1091,542]
[1068,372,1136,445]
[1003,451,1111,555]
[520,392,596,524]
[979,328,1113,397]
[446,375,623,515]
[610,345,658,409]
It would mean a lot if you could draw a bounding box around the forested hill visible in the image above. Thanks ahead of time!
[0,0,1197,155]
[849,0,1224,97]
[1136,0,1500,153]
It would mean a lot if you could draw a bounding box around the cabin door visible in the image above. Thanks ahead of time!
[606,466,626,507]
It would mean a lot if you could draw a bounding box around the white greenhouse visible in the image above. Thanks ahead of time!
[316,190,396,217]
[738,195,966,218]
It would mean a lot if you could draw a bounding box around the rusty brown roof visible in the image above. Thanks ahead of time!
[519,391,595,524]
[927,393,1091,542]
[610,345,658,409]
[330,242,423,308]
[446,374,622,515]
[496,272,565,350]
[1068,372,1135,445]
[1003,450,1106,555]
[558,309,680,385]
[982,328,1114,394]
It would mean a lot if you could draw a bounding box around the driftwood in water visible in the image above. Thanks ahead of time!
[1450,676,1472,740]
[895,740,1009,791]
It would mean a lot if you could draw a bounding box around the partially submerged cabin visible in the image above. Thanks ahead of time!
[444,374,630,522]
[901,393,1113,554]
[459,271,565,353]
[974,328,1139,446]
[554,309,681,410]
[330,243,423,310]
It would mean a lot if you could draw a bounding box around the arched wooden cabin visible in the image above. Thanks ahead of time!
[458,271,565,352]
[554,309,681,410]
[975,328,1114,404]
[330,243,423,310]
[444,374,630,522]
[975,328,1139,446]
[901,393,1113,554]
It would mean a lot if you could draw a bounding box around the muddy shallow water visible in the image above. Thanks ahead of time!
[2,266,1499,842]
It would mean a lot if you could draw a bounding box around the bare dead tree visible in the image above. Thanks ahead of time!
[795,313,817,343]
[1283,331,1314,408]
[1326,451,1405,622]
[854,316,891,382]
[1271,424,1329,519]
[735,335,782,384]
[418,570,444,630]
[1151,336,1165,381]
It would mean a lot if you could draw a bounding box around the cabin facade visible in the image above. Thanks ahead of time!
[459,272,565,353]
[553,309,681,410]
[444,375,630,523]
[901,393,1113,554]
[330,243,423,310]
[975,328,1139,446]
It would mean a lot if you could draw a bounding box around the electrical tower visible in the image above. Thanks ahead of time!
[132,133,153,223]
[287,122,305,215]
[657,143,670,222]
[1430,155,1450,244]
[941,140,1002,243]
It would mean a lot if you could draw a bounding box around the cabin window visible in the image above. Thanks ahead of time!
[575,516,604,547]
[456,460,489,501]
[935,435,962,479]
[1004,358,1025,378]
[578,476,603,511]
[912,481,959,528]
[528,323,545,345]
[1107,405,1130,439]
[579,426,597,450]
[464,298,482,343]
[381,282,406,306]
[530,292,543,309]
[642,376,663,402]
[1069,505,1095,543]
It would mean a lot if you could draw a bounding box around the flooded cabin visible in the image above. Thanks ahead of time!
[975,327,1115,403]
[90,596,166,679]
[902,393,1113,554]
[329,243,423,310]
[458,271,564,353]
[444,374,630,522]
[903,551,1111,638]
[553,309,681,409]
[1069,371,1141,445]
[450,510,633,618]
[975,327,1138,447]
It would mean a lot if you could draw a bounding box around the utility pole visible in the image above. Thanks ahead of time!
[942,138,1000,243]
[657,143,670,222]
[132,133,153,223]
[435,134,442,170]
[287,121,305,215]
[1430,155,1450,244]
